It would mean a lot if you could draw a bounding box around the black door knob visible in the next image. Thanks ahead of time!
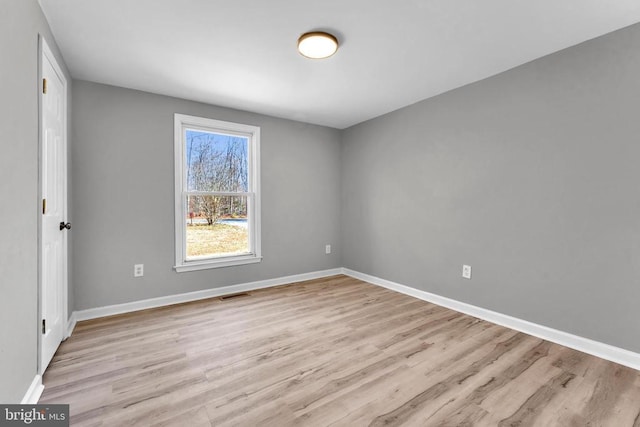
[59,222,71,230]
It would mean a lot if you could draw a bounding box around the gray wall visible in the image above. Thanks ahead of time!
[0,0,71,403]
[71,81,341,310]
[341,22,640,353]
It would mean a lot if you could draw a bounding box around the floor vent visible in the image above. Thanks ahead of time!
[219,292,251,301]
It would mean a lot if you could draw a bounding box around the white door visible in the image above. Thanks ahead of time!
[40,37,68,373]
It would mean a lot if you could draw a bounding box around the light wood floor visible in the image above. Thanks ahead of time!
[40,275,640,426]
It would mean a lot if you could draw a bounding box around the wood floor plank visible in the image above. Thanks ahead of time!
[40,275,640,426]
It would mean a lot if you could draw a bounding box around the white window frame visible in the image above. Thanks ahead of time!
[174,114,261,272]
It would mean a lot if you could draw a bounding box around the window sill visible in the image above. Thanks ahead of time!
[174,256,262,272]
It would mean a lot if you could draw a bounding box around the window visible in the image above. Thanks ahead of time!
[174,114,261,272]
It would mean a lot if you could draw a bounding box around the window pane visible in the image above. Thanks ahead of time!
[185,130,249,192]
[185,195,249,259]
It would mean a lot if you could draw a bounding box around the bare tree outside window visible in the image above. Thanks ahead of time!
[185,130,250,258]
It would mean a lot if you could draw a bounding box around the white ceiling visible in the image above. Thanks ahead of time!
[39,0,640,129]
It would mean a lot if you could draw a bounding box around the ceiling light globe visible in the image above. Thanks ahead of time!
[298,32,338,59]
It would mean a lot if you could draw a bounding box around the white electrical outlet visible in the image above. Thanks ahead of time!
[325,244,331,254]
[134,264,144,277]
[462,265,471,279]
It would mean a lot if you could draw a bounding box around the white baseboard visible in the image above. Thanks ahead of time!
[67,266,640,371]
[21,375,44,404]
[342,268,640,371]
[74,268,343,322]
[65,312,77,339]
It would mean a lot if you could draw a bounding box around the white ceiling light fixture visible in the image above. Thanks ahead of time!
[297,31,338,59]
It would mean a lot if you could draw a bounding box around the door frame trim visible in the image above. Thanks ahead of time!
[38,35,69,376]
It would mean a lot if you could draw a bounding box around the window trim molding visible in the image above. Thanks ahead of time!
[173,113,261,272]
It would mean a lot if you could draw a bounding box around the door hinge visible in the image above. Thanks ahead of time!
[42,198,46,215]
[43,78,47,94]
[42,319,46,334]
